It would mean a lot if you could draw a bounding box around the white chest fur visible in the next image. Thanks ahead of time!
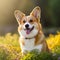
[20,37,43,53]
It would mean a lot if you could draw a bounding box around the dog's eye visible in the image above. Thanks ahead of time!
[23,20,26,23]
[29,19,33,22]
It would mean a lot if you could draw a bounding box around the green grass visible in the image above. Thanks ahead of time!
[0,33,60,60]
[0,33,21,60]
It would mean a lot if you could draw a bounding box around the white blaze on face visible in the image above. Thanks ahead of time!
[23,22,33,29]
[23,22,33,34]
[19,16,38,38]
[22,16,33,34]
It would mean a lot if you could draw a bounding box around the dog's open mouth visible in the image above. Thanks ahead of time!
[25,26,34,34]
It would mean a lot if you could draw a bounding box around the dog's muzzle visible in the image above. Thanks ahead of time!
[24,25,34,34]
[25,24,29,29]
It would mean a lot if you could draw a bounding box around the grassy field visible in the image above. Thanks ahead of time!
[0,32,60,60]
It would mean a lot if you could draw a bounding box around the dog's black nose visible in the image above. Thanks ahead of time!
[25,24,29,28]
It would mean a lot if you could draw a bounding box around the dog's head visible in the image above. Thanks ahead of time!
[14,6,41,38]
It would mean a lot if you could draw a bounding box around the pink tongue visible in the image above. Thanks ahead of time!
[26,30,30,34]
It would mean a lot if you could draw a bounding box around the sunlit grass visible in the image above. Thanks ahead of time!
[0,33,21,60]
[0,32,60,60]
[0,33,19,46]
[46,32,60,54]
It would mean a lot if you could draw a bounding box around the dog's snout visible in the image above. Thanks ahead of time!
[25,24,29,28]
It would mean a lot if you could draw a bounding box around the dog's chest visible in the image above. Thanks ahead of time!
[20,37,43,51]
[20,38,35,50]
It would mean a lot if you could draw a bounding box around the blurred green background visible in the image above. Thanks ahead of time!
[0,0,60,35]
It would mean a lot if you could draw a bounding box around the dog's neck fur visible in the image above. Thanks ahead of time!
[19,31,45,53]
[35,31,45,45]
[25,36,36,39]
[20,30,45,46]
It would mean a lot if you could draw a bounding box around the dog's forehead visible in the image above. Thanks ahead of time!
[22,16,32,20]
[26,16,32,19]
[22,15,36,21]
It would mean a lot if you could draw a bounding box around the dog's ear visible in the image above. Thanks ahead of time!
[14,10,25,24]
[30,6,41,21]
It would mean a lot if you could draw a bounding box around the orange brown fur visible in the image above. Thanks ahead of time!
[14,6,49,55]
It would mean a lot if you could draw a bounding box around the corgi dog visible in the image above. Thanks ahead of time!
[14,6,49,55]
